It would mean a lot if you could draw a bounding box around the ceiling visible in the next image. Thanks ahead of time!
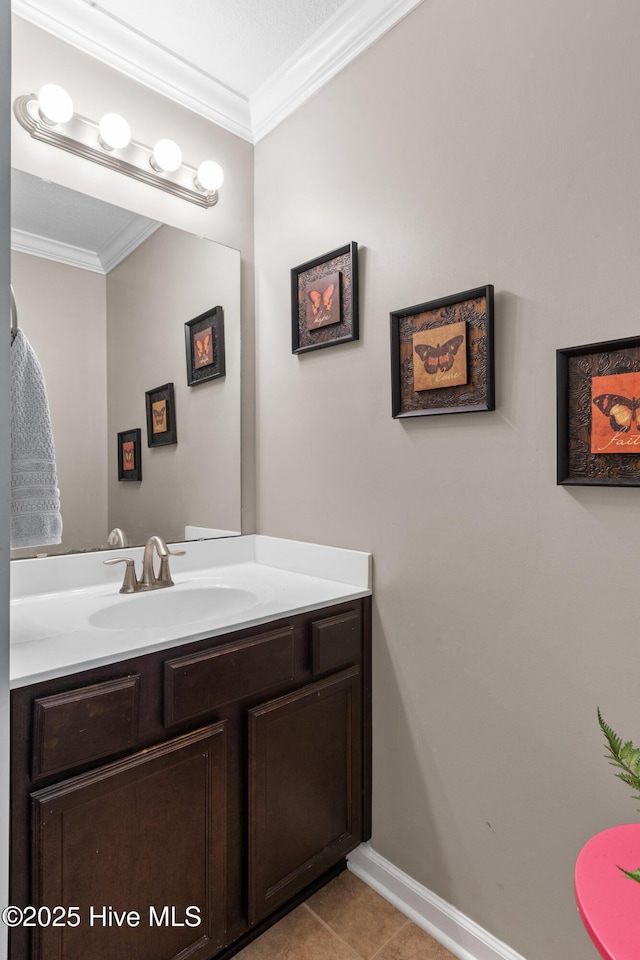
[86,0,349,99]
[12,0,425,141]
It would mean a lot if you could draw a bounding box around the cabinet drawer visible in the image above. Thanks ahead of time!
[32,676,140,779]
[311,609,361,675]
[164,627,295,725]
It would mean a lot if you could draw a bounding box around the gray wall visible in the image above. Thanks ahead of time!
[254,2,640,958]
[10,252,108,556]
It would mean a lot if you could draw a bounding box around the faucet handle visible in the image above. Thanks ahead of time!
[104,557,138,594]
[156,547,186,586]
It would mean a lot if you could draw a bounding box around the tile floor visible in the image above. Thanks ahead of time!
[236,870,457,960]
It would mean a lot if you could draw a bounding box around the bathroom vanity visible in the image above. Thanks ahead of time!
[9,537,372,960]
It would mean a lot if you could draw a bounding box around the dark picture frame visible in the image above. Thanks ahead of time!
[145,382,177,447]
[291,242,358,354]
[117,428,142,481]
[557,335,640,486]
[185,306,225,386]
[390,285,495,419]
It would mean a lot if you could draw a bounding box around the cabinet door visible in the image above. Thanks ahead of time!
[31,723,227,960]
[248,667,362,924]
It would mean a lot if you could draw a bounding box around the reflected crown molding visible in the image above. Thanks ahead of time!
[11,217,161,274]
[12,0,425,144]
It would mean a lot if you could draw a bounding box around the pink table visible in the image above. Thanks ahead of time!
[575,824,640,960]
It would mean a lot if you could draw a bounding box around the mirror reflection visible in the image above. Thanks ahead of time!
[11,170,241,558]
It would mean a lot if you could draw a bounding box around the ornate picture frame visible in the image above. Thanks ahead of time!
[291,242,359,354]
[390,285,495,418]
[117,428,142,481]
[145,382,177,447]
[185,306,225,386]
[557,336,640,486]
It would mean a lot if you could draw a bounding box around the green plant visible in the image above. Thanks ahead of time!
[597,708,640,883]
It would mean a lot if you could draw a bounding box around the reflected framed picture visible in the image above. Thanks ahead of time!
[185,306,225,386]
[557,335,640,486]
[145,382,177,447]
[117,428,142,481]
[390,285,495,418]
[291,242,358,354]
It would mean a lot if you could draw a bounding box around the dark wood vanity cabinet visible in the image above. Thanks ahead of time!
[247,667,363,926]
[31,724,228,960]
[10,597,371,960]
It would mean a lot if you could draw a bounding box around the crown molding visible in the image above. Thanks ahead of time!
[11,228,105,272]
[250,0,426,141]
[98,216,161,273]
[11,0,253,142]
[12,0,425,144]
[11,217,161,274]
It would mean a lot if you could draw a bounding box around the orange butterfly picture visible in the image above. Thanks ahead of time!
[590,371,640,454]
[152,399,167,433]
[305,271,342,331]
[122,441,135,470]
[185,307,225,386]
[146,383,176,446]
[412,321,468,392]
[117,428,141,481]
[194,326,213,369]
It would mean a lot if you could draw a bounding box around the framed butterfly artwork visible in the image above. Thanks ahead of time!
[185,305,225,386]
[557,336,640,486]
[390,285,495,419]
[145,382,177,447]
[117,428,142,481]
[291,242,358,354]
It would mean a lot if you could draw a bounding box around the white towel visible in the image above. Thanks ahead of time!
[10,329,63,549]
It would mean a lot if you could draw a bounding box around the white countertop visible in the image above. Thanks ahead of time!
[10,536,372,688]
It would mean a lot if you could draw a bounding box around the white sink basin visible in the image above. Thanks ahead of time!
[88,583,264,631]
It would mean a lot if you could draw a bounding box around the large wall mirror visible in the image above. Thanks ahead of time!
[11,169,241,558]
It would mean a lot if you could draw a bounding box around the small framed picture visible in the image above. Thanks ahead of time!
[557,335,640,486]
[390,285,495,418]
[185,306,225,386]
[291,242,358,354]
[145,383,177,447]
[117,428,142,481]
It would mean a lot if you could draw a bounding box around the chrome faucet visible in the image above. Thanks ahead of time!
[107,527,128,548]
[104,535,186,594]
[140,535,185,588]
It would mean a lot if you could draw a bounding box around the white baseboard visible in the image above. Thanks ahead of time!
[347,844,527,960]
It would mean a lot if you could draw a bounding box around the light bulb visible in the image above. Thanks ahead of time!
[195,160,224,193]
[98,113,131,150]
[37,84,74,125]
[150,139,182,173]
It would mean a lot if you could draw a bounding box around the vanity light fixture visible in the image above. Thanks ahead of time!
[36,84,74,125]
[14,86,223,209]
[98,113,131,151]
[151,138,182,173]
